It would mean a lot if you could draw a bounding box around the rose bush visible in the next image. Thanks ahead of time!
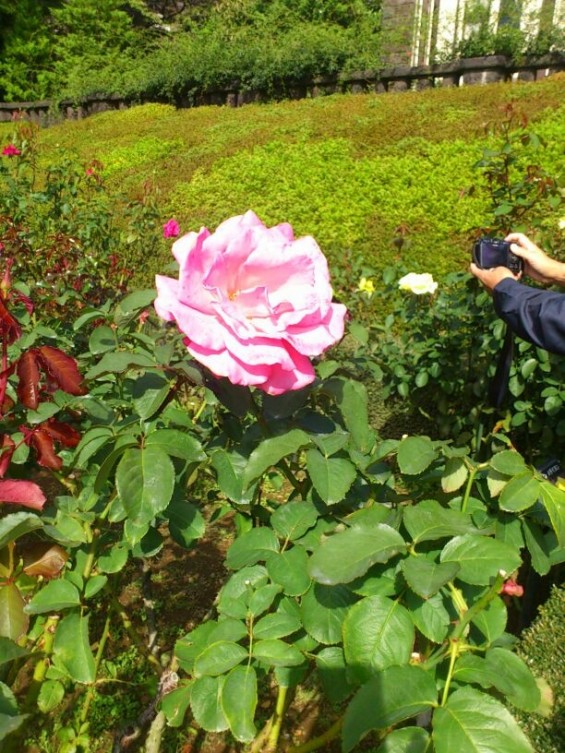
[155,210,347,395]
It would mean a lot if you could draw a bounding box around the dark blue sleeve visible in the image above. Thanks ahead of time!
[493,278,565,355]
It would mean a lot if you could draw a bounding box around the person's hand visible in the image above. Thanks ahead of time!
[469,263,518,293]
[505,232,565,285]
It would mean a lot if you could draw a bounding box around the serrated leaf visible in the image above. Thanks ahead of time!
[116,446,175,525]
[397,436,437,475]
[403,500,476,544]
[52,612,95,684]
[440,534,522,585]
[252,639,304,667]
[401,556,460,598]
[0,512,43,550]
[0,585,28,641]
[432,687,534,753]
[315,647,356,705]
[343,665,437,753]
[221,666,257,743]
[490,450,528,476]
[132,371,170,419]
[194,641,248,677]
[0,637,28,667]
[253,611,301,640]
[404,591,450,644]
[271,500,319,541]
[25,580,81,615]
[190,675,229,732]
[88,325,117,355]
[306,450,356,505]
[161,684,192,728]
[499,471,541,513]
[86,352,154,380]
[37,680,65,713]
[242,429,310,488]
[210,449,255,504]
[301,583,358,645]
[308,523,405,585]
[166,499,205,549]
[539,481,565,547]
[226,528,279,570]
[375,727,430,753]
[343,595,414,682]
[441,457,469,493]
[266,547,311,596]
[145,429,205,462]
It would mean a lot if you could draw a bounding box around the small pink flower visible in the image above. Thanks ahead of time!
[163,219,180,239]
[155,211,347,395]
[500,579,524,597]
[2,144,21,157]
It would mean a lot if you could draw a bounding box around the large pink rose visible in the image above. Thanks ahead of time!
[155,211,347,395]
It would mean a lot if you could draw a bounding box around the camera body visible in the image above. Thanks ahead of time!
[472,237,523,274]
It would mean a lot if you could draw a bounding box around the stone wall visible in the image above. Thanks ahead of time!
[0,53,563,127]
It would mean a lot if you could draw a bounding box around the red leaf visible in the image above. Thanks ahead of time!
[0,297,21,345]
[42,418,81,448]
[0,435,15,477]
[16,350,41,409]
[36,346,86,396]
[0,479,46,510]
[27,428,62,470]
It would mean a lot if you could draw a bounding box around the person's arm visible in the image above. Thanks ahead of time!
[505,233,565,285]
[493,278,565,355]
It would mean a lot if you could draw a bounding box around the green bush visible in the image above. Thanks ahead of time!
[516,587,565,753]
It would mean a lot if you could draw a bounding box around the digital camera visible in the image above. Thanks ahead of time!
[472,237,523,274]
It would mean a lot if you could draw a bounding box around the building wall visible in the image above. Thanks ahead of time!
[381,0,563,66]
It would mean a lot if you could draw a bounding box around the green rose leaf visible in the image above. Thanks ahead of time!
[193,641,248,678]
[315,647,356,705]
[161,684,192,728]
[190,675,229,732]
[243,429,311,488]
[308,523,406,585]
[85,351,154,380]
[88,325,117,355]
[37,679,65,713]
[221,665,257,743]
[489,450,528,476]
[306,450,357,505]
[132,371,171,419]
[375,727,431,753]
[301,583,358,645]
[253,611,302,640]
[270,500,319,541]
[52,612,95,684]
[401,556,460,598]
[145,429,205,462]
[404,591,450,644]
[0,637,28,667]
[485,647,542,711]
[0,512,43,550]
[116,446,175,526]
[252,639,304,667]
[440,534,522,585]
[226,528,280,570]
[25,580,80,614]
[266,548,311,596]
[403,499,476,544]
[499,471,542,513]
[441,457,469,493]
[397,436,437,475]
[166,499,205,549]
[539,481,565,547]
[210,449,255,504]
[343,665,437,753]
[0,585,28,642]
[471,595,507,643]
[432,687,534,753]
[343,595,415,683]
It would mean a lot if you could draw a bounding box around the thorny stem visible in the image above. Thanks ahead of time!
[110,595,162,674]
[23,614,60,711]
[266,684,288,752]
[286,716,344,753]
[79,610,112,724]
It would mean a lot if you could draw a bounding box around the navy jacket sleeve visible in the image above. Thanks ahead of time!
[493,278,565,355]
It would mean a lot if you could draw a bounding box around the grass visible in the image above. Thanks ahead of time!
[2,76,564,288]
